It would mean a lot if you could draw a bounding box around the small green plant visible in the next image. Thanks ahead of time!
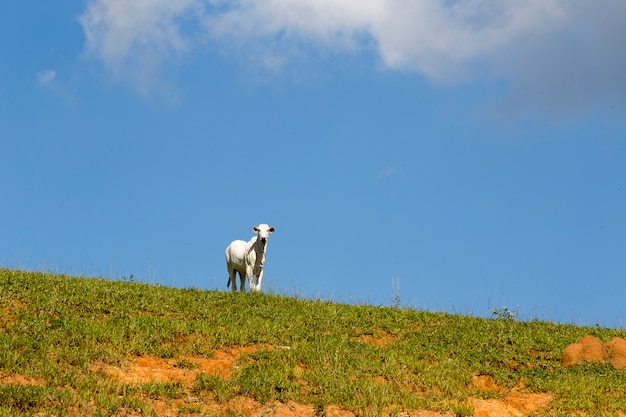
[490,305,518,321]
[175,359,198,370]
[194,374,234,402]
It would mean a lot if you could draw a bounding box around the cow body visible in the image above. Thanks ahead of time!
[225,224,275,293]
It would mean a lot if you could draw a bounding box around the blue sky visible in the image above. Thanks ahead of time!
[2,1,626,328]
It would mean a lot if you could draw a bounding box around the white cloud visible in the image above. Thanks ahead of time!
[377,166,397,180]
[491,0,626,113]
[79,0,626,110]
[36,69,79,107]
[79,0,202,95]
[37,69,57,86]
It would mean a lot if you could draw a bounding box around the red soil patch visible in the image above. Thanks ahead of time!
[148,396,458,417]
[353,330,398,348]
[471,393,554,417]
[469,375,553,417]
[92,346,363,416]
[472,398,524,417]
[607,337,626,369]
[91,346,557,417]
[393,411,454,417]
[562,335,626,369]
[505,392,554,414]
[470,375,506,394]
[91,345,456,417]
[94,346,258,384]
[146,396,358,417]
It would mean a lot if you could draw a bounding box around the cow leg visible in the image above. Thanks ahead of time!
[246,266,256,293]
[255,270,263,293]
[228,267,237,292]
[239,271,246,293]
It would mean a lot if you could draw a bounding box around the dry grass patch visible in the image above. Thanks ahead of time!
[352,329,399,348]
[0,374,44,386]
[0,298,25,329]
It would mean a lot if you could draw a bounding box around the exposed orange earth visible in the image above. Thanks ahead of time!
[2,338,563,416]
[561,335,626,369]
[469,375,553,417]
[87,341,554,417]
[92,346,258,384]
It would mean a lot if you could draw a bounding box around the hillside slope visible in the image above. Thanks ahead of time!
[0,269,625,416]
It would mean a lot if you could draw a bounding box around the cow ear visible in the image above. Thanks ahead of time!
[269,227,275,233]
[252,226,259,232]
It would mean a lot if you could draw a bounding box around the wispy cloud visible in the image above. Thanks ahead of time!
[36,69,78,107]
[377,166,398,181]
[78,0,626,111]
[37,69,57,86]
[79,0,201,96]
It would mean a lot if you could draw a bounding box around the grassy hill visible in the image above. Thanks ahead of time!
[0,269,625,416]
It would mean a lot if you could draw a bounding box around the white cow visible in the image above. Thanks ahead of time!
[225,224,275,293]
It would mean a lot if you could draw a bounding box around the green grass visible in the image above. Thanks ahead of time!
[0,268,625,416]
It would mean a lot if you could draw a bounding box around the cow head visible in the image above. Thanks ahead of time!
[253,224,275,248]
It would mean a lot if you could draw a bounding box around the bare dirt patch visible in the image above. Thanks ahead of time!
[92,346,363,416]
[471,398,525,417]
[469,375,553,417]
[144,395,359,417]
[93,346,259,384]
[392,410,454,417]
[90,345,456,417]
[505,392,554,414]
[470,375,506,394]
[471,394,554,417]
[607,337,626,369]
[352,330,398,348]
[562,335,626,369]
[173,397,454,417]
[91,346,556,417]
